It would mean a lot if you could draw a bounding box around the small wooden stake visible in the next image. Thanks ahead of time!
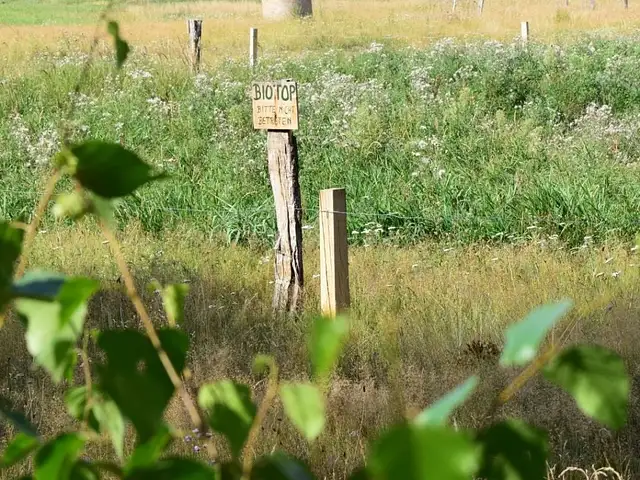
[187,19,203,73]
[319,188,350,318]
[250,28,258,68]
[268,131,304,314]
[521,21,529,45]
[478,0,485,15]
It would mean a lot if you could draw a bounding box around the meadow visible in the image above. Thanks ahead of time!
[2,0,640,478]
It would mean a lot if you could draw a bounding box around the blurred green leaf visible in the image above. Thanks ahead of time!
[0,221,24,312]
[66,385,126,459]
[198,381,256,458]
[0,396,38,437]
[162,284,189,327]
[414,376,478,427]
[368,424,480,480]
[70,461,100,480]
[125,457,217,480]
[125,425,173,473]
[253,354,276,376]
[89,194,117,228]
[14,275,99,383]
[251,452,315,480]
[69,141,166,199]
[309,315,349,381]
[500,300,573,367]
[347,466,371,480]
[12,271,66,300]
[34,433,85,480]
[52,191,91,221]
[107,21,131,69]
[279,383,325,442]
[544,345,629,429]
[96,329,188,442]
[475,420,548,480]
[0,433,40,468]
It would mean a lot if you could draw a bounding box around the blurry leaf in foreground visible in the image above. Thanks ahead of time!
[198,381,256,458]
[0,221,24,313]
[0,396,38,437]
[125,457,216,480]
[500,300,573,367]
[161,284,189,327]
[368,423,480,480]
[250,452,315,480]
[414,376,478,427]
[107,21,131,69]
[97,329,188,442]
[33,433,85,479]
[544,345,629,430]
[475,420,548,480]
[279,382,325,442]
[69,141,166,199]
[14,274,99,383]
[125,425,173,473]
[0,433,40,468]
[309,315,349,381]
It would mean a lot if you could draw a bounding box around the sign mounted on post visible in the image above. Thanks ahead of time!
[252,80,299,130]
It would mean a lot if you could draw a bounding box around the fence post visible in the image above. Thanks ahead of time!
[187,19,203,73]
[250,28,258,68]
[268,131,304,314]
[319,188,350,318]
[521,21,529,45]
[478,0,485,15]
[624,0,628,8]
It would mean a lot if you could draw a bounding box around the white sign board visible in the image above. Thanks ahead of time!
[252,80,299,130]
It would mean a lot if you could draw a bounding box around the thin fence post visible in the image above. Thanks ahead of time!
[187,19,203,74]
[624,0,628,8]
[319,188,350,318]
[521,21,529,45]
[250,27,258,68]
[478,0,485,15]
[452,0,457,13]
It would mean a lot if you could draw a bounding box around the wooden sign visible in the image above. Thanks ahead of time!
[252,80,299,130]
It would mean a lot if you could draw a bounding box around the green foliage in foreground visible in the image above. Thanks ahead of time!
[3,34,640,247]
[0,19,634,480]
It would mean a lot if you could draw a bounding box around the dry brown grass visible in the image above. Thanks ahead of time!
[2,223,640,478]
[2,0,640,73]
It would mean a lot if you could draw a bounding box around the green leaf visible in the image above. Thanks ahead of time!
[125,425,173,473]
[66,386,126,461]
[125,457,217,480]
[69,141,166,199]
[12,271,66,300]
[543,345,629,429]
[308,315,349,381]
[198,381,256,458]
[476,420,548,480]
[414,376,478,427]
[162,284,189,327]
[347,467,371,480]
[279,382,325,442]
[34,433,85,480]
[0,433,40,468]
[251,452,315,480]
[0,221,24,312]
[52,191,91,221]
[96,329,188,442]
[368,424,480,480]
[107,21,131,69]
[0,396,38,437]
[14,274,100,383]
[500,300,573,367]
[70,460,100,480]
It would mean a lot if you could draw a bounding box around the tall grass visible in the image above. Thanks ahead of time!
[2,36,640,247]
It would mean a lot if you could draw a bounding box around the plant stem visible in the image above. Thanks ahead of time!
[99,221,204,430]
[241,363,279,480]
[81,331,93,426]
[14,170,62,279]
[498,345,557,405]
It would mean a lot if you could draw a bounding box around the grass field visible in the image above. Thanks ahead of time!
[2,0,640,478]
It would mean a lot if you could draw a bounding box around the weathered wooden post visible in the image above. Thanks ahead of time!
[624,0,628,8]
[250,28,258,68]
[521,21,529,45]
[452,0,457,13]
[252,80,303,314]
[187,19,203,73]
[478,0,485,15]
[319,188,350,318]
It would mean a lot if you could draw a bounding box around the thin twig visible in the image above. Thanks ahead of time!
[242,364,279,479]
[81,331,93,426]
[14,171,62,280]
[99,221,204,430]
